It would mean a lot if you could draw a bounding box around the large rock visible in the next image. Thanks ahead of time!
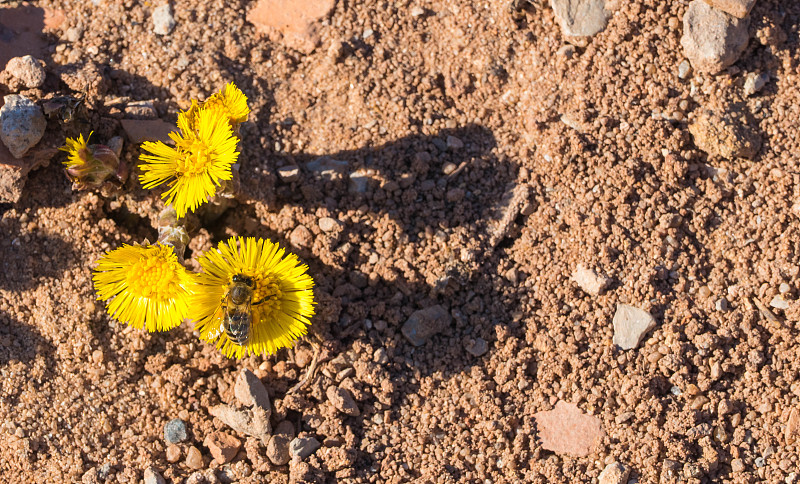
[702,0,756,19]
[401,305,452,346]
[247,0,336,54]
[612,304,656,350]
[533,401,604,456]
[550,0,610,37]
[681,0,749,74]
[4,55,46,88]
[0,94,46,158]
[689,108,761,159]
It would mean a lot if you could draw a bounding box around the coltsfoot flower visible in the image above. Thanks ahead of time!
[61,132,127,189]
[93,243,194,332]
[139,107,240,218]
[183,83,250,133]
[204,82,250,127]
[190,237,315,358]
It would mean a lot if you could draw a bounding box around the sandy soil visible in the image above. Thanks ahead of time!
[1,0,800,482]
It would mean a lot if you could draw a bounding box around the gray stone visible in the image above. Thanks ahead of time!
[464,337,489,357]
[401,305,452,346]
[681,0,749,74]
[5,55,46,88]
[234,369,271,411]
[318,216,342,233]
[290,436,321,460]
[612,304,656,350]
[306,156,348,179]
[703,0,757,19]
[349,170,369,193]
[164,418,188,444]
[152,4,176,36]
[277,164,300,182]
[326,386,360,416]
[743,71,769,97]
[446,135,463,149]
[572,264,611,296]
[598,462,630,484]
[0,95,46,159]
[550,0,610,37]
[143,467,166,484]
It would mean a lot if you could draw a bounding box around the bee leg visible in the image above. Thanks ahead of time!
[251,294,274,306]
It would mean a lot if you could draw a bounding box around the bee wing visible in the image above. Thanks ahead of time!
[206,305,226,339]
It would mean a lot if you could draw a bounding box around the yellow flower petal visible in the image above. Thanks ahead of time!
[190,237,315,358]
[204,82,250,125]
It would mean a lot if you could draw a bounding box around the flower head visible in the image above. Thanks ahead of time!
[204,82,250,126]
[93,243,194,332]
[61,132,126,189]
[190,237,315,358]
[139,107,240,218]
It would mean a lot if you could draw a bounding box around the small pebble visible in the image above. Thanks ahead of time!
[446,135,464,149]
[164,418,188,444]
[165,444,181,463]
[143,467,166,484]
[743,71,769,97]
[326,386,361,416]
[770,295,789,310]
[277,165,300,182]
[318,217,342,233]
[185,446,204,470]
[266,434,291,465]
[677,60,692,79]
[203,431,241,464]
[152,3,176,35]
[290,436,321,460]
[464,337,489,357]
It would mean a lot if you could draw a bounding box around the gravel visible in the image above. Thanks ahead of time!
[163,419,188,444]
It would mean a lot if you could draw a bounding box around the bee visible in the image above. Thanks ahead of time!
[219,274,273,345]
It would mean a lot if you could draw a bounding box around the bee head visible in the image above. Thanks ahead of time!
[231,274,255,287]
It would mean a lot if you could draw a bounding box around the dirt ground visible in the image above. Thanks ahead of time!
[1,0,800,482]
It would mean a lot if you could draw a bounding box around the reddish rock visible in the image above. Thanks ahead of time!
[702,0,756,19]
[120,119,176,144]
[786,408,800,445]
[203,431,241,464]
[247,0,336,54]
[533,401,604,456]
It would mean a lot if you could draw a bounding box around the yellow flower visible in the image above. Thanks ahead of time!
[190,237,315,358]
[139,107,239,218]
[93,244,193,332]
[204,82,250,126]
[61,132,91,170]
